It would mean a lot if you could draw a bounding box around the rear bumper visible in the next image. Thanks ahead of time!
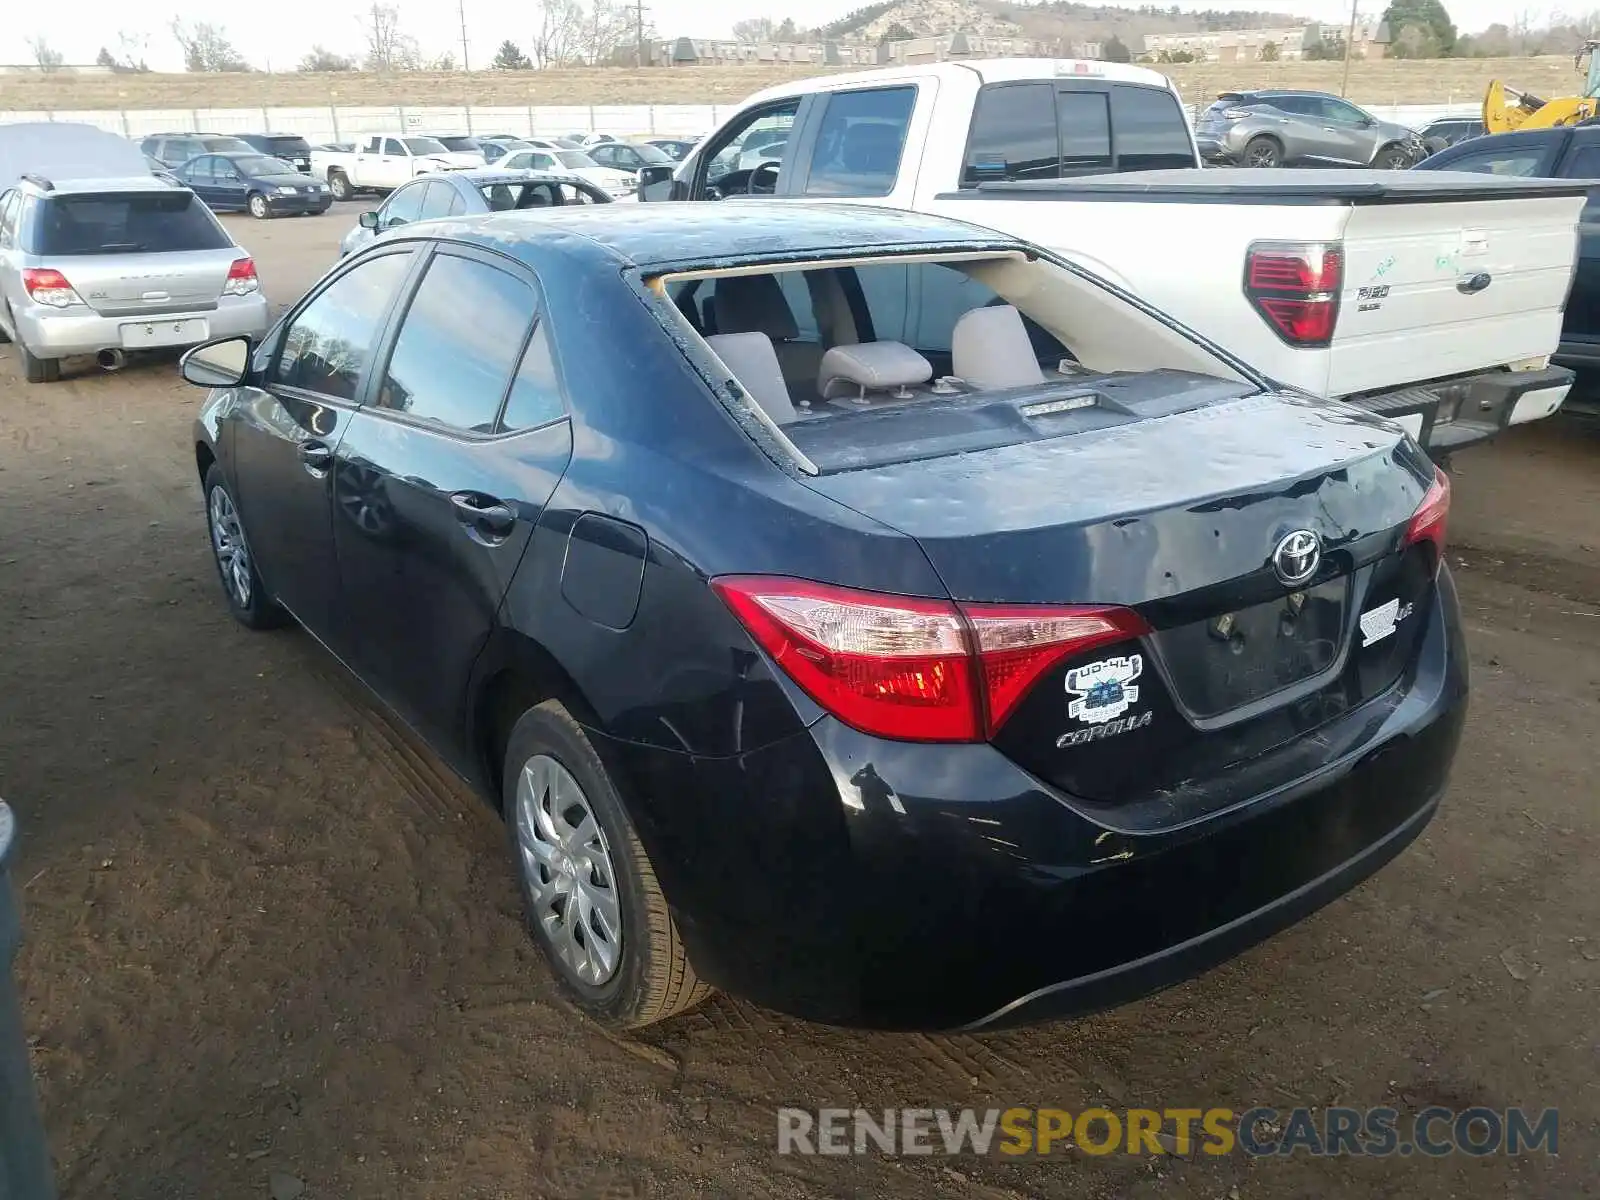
[1194,135,1236,164]
[16,297,270,358]
[597,568,1469,1030]
[1343,365,1573,453]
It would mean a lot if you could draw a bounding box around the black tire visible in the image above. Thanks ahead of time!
[18,339,59,384]
[202,463,287,630]
[1243,135,1283,168]
[328,171,352,201]
[1375,143,1412,169]
[247,192,270,219]
[503,700,711,1029]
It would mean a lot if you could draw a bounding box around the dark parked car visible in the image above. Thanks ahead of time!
[180,203,1466,1031]
[175,151,331,218]
[141,133,257,169]
[1194,91,1426,168]
[586,140,676,175]
[1416,116,1484,155]
[645,138,699,162]
[1416,125,1600,415]
[233,132,315,175]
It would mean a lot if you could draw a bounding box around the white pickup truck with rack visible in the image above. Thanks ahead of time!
[638,58,1585,452]
[311,134,484,201]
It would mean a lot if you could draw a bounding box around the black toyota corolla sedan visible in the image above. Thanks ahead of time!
[180,203,1467,1031]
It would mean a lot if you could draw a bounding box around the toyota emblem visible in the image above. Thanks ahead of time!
[1272,530,1322,587]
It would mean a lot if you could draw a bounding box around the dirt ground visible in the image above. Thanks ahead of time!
[0,207,1596,1200]
[0,55,1580,112]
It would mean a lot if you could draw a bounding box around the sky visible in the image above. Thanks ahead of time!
[0,0,1543,71]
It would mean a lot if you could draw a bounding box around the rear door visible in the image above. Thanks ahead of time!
[227,245,419,652]
[1551,129,1600,350]
[24,190,243,318]
[331,242,573,745]
[212,157,250,210]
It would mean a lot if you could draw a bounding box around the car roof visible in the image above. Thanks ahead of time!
[416,201,1023,274]
[36,175,189,195]
[744,56,1174,108]
[429,167,592,185]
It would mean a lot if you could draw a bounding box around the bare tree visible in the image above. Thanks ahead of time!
[732,17,775,42]
[533,0,585,66]
[576,0,632,64]
[116,30,152,71]
[26,36,64,72]
[171,20,250,72]
[359,3,422,71]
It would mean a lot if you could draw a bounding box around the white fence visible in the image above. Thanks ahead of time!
[0,100,1482,144]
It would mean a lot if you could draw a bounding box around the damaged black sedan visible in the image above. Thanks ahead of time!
[182,203,1467,1031]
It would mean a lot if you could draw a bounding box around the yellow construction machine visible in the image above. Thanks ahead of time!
[1483,40,1600,132]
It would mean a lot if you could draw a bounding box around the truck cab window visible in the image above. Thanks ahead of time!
[1055,91,1112,172]
[963,83,1058,186]
[803,86,916,198]
[698,101,801,198]
[1110,86,1194,171]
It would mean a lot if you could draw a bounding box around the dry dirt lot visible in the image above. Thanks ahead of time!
[0,207,1597,1200]
[0,55,1584,111]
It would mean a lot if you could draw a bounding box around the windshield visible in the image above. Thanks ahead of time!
[200,137,255,153]
[438,137,480,151]
[556,150,600,169]
[26,192,232,255]
[234,156,296,175]
[265,137,312,156]
[632,143,673,165]
[404,137,450,155]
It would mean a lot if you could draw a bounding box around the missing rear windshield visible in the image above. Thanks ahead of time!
[662,253,1253,472]
[26,192,232,256]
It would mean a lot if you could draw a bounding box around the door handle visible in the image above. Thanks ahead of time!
[450,492,516,537]
[297,441,333,473]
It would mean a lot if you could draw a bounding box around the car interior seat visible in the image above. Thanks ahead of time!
[709,274,824,401]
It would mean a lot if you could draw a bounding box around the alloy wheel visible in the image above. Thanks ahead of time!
[208,485,252,608]
[514,754,623,987]
[1246,143,1280,168]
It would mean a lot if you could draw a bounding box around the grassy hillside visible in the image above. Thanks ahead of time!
[0,56,1577,112]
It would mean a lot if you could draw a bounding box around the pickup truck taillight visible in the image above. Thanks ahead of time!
[1244,242,1341,347]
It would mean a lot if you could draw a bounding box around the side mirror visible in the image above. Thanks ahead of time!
[180,335,252,388]
[358,210,380,229]
[637,164,674,190]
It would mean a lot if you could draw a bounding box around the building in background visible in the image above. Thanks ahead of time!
[1143,20,1387,63]
[655,31,1070,68]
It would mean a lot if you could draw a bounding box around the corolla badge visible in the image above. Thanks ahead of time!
[1272,529,1321,587]
[1065,654,1143,725]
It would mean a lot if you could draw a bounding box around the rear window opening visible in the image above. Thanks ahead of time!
[25,192,233,256]
[657,251,1257,473]
[263,136,312,156]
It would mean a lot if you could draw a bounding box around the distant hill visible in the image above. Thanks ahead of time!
[818,0,1301,45]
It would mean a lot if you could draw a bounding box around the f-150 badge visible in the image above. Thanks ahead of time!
[1065,654,1143,724]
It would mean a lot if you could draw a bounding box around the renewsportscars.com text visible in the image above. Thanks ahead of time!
[777,1106,1559,1158]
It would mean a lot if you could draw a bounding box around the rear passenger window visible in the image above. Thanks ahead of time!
[803,86,916,197]
[1056,91,1112,172]
[854,262,1006,352]
[1435,146,1545,177]
[275,251,414,400]
[375,254,536,433]
[1562,145,1600,179]
[1111,86,1193,171]
[501,322,565,430]
[963,83,1058,186]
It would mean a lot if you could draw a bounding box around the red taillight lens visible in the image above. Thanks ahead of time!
[1244,242,1341,347]
[224,256,260,296]
[712,576,1149,743]
[1402,466,1450,569]
[21,267,82,308]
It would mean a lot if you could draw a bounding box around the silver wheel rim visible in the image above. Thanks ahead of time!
[514,754,623,987]
[1248,145,1276,167]
[208,485,252,608]
[250,196,266,216]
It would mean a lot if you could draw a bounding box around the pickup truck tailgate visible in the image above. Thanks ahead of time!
[1333,188,1585,396]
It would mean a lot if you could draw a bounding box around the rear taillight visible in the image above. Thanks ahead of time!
[1244,242,1341,347]
[21,268,82,309]
[712,576,1149,743]
[224,257,260,296]
[1402,466,1450,569]
[1221,107,1252,120]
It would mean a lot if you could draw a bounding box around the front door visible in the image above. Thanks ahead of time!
[1313,97,1376,165]
[228,246,419,652]
[331,244,573,746]
[213,159,250,210]
[378,138,409,189]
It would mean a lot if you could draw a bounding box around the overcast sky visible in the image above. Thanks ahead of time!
[0,0,1533,71]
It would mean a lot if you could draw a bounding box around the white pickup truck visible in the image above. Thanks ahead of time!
[639,58,1585,451]
[312,134,484,201]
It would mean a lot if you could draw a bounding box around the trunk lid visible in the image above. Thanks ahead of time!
[28,190,238,317]
[792,384,1438,804]
[1330,188,1585,395]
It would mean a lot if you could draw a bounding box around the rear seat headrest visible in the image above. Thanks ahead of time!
[951,305,1046,391]
[705,332,798,424]
[710,274,800,341]
[817,342,932,400]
